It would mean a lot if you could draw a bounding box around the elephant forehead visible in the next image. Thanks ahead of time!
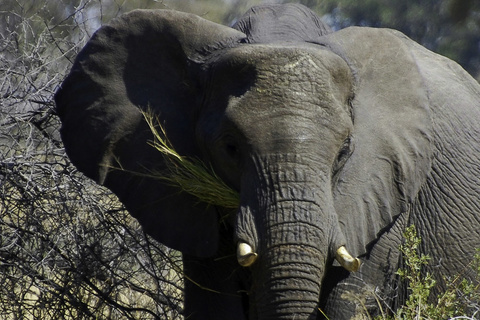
[209,43,352,116]
[205,44,353,153]
[215,43,347,83]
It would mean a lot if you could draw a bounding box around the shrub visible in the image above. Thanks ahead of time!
[376,225,480,320]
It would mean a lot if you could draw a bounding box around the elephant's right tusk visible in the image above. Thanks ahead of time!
[237,242,258,267]
[335,246,361,272]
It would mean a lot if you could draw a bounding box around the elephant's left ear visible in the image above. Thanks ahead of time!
[318,27,434,259]
[55,10,245,257]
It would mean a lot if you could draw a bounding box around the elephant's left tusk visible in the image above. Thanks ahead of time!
[237,242,258,267]
[335,246,361,272]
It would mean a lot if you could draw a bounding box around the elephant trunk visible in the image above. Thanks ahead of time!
[236,155,346,319]
[251,199,328,320]
[254,259,323,320]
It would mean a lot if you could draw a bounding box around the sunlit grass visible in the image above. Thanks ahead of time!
[143,111,240,209]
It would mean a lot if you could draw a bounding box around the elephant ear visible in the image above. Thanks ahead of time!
[55,9,245,257]
[319,28,434,257]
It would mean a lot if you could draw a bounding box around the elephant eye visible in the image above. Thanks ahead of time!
[209,134,242,190]
[225,142,241,162]
[221,135,242,164]
[334,136,353,173]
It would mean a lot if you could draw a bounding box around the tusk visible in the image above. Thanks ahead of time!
[237,242,258,267]
[336,246,361,272]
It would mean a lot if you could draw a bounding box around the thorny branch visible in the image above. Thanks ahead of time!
[1,1,184,319]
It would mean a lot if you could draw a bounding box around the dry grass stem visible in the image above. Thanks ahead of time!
[143,111,240,209]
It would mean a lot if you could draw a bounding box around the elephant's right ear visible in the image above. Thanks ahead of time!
[55,10,245,257]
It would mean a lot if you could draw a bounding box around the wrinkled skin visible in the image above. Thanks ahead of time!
[55,4,480,320]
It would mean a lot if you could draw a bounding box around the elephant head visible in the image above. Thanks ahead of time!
[55,4,480,320]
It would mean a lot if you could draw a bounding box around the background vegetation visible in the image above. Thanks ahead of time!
[1,0,479,319]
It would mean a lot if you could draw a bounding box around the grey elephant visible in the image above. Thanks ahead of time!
[55,4,480,320]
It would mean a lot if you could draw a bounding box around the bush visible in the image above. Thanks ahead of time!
[375,225,480,320]
[1,1,184,318]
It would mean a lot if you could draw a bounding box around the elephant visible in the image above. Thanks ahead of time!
[54,3,480,320]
